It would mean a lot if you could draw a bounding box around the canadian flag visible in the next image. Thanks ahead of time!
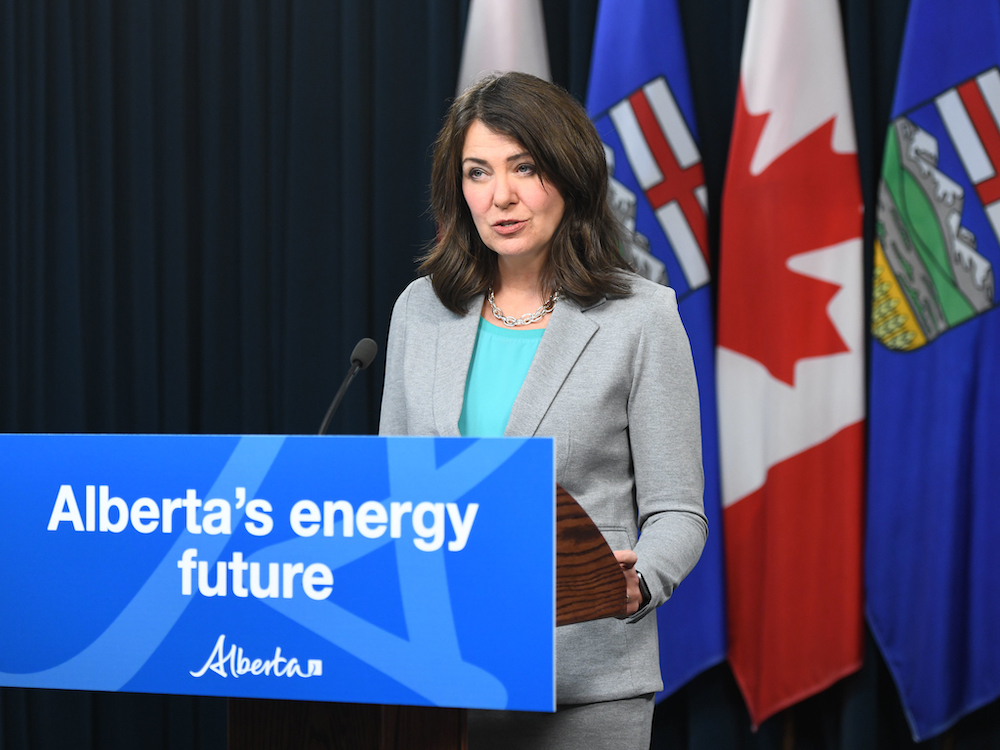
[717,0,865,725]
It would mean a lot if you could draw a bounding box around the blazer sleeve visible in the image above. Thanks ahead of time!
[378,282,413,437]
[627,286,708,621]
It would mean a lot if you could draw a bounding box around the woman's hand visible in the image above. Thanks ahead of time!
[613,549,642,618]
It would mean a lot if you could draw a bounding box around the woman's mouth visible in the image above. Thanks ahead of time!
[493,220,526,235]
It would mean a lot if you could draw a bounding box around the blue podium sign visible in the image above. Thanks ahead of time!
[0,435,555,711]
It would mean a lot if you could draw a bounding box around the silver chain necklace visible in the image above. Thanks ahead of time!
[488,287,559,327]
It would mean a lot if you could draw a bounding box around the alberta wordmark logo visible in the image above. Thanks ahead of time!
[190,634,322,678]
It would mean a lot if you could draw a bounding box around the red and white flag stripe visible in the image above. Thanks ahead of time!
[937,67,1000,240]
[609,77,710,289]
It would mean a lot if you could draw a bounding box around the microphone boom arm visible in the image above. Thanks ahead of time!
[317,338,378,436]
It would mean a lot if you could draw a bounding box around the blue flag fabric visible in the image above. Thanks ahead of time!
[867,0,1000,740]
[586,0,726,701]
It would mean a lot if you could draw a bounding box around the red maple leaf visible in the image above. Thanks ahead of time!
[718,88,862,386]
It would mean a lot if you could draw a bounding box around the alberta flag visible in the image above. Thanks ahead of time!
[867,0,1000,740]
[587,0,726,700]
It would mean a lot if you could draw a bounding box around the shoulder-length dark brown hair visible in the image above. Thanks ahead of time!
[420,71,631,314]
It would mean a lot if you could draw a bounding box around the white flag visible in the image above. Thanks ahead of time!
[456,0,551,94]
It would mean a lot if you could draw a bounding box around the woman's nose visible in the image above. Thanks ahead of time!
[493,174,517,208]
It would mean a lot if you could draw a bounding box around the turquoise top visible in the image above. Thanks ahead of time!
[458,318,545,437]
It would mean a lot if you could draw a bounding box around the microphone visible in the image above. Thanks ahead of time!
[317,338,378,435]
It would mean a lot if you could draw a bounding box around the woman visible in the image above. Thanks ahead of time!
[379,72,707,749]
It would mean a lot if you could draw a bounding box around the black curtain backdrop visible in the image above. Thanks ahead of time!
[1,0,998,748]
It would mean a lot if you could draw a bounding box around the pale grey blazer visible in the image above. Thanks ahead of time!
[379,274,707,704]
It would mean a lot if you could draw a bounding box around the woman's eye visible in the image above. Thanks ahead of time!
[467,167,485,179]
[517,163,536,175]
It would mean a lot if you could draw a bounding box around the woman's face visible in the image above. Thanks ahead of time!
[461,120,565,269]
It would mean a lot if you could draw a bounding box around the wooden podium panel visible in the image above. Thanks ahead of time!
[555,485,627,625]
[229,485,622,750]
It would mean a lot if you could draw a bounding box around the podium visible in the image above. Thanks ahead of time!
[228,486,627,750]
[0,434,626,749]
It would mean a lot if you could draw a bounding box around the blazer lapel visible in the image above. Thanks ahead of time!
[433,294,484,436]
[505,297,600,437]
